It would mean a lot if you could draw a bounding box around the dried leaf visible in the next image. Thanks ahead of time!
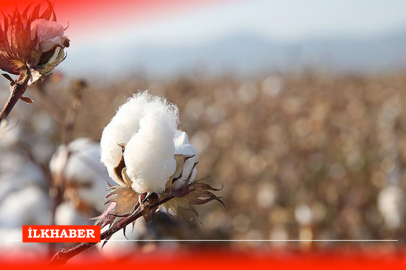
[30,3,41,21]
[40,1,54,21]
[2,73,15,85]
[101,234,113,250]
[162,178,224,220]
[142,200,159,224]
[105,186,139,218]
[93,204,118,229]
[22,2,34,18]
[19,95,33,103]
[122,225,128,240]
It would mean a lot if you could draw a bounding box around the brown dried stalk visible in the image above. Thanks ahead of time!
[47,195,174,267]
[0,73,30,122]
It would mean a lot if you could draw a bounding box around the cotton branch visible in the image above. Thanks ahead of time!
[0,73,30,122]
[47,196,174,267]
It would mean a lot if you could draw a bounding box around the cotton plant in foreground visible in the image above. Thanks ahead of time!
[98,92,223,238]
[0,1,69,121]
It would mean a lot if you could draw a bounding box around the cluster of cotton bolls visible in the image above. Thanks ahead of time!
[100,91,198,195]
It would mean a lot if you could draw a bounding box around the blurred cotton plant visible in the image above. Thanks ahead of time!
[98,92,223,236]
[0,1,69,122]
[377,185,406,230]
[50,138,109,215]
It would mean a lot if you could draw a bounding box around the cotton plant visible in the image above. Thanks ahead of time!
[0,2,223,265]
[0,1,69,122]
[50,138,109,214]
[97,92,223,239]
[48,92,223,266]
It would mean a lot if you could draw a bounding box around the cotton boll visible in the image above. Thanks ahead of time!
[172,130,198,190]
[378,186,406,230]
[64,139,108,212]
[101,92,181,194]
[49,145,69,175]
[50,138,109,213]
[100,92,199,194]
[125,104,178,194]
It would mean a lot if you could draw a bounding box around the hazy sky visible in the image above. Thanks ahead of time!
[58,0,406,75]
[118,0,406,46]
[62,0,406,50]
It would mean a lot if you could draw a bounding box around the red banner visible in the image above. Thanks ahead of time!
[22,225,101,243]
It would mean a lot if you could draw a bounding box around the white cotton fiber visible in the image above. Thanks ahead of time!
[172,130,198,190]
[124,98,179,193]
[101,92,181,193]
[100,93,152,185]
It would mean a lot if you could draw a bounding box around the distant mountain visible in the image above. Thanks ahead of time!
[62,30,406,78]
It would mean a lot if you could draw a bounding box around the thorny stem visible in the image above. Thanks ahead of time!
[0,74,30,122]
[47,196,174,267]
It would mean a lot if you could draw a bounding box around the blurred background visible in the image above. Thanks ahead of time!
[0,0,405,264]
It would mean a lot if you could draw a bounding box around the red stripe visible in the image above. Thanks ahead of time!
[1,248,406,269]
[1,0,231,41]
